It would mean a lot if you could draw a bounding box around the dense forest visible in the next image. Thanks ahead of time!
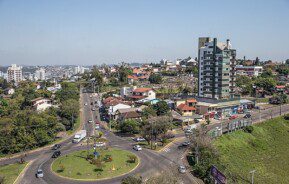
[0,80,79,155]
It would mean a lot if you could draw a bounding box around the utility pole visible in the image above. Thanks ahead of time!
[250,170,256,184]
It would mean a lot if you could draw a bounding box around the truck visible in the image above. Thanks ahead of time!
[72,130,87,143]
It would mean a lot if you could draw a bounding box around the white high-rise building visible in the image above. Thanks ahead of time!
[35,68,46,81]
[7,64,23,83]
[74,66,86,74]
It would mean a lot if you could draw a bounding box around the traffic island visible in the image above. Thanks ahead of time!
[51,148,139,180]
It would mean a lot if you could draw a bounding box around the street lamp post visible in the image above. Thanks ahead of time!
[249,170,256,184]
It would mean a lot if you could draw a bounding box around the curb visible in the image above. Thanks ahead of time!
[13,161,33,184]
[50,149,140,181]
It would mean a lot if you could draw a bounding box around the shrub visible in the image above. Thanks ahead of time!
[103,154,113,162]
[86,154,94,161]
[127,155,137,163]
[244,126,254,133]
[284,114,289,120]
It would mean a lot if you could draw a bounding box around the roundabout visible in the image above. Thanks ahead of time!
[51,148,139,181]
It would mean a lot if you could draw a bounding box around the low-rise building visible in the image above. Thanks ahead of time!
[129,88,156,101]
[177,99,197,116]
[235,65,263,77]
[31,97,52,111]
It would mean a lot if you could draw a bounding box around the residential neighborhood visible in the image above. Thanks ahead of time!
[0,1,289,184]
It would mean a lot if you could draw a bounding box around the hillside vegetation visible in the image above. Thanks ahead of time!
[214,116,289,184]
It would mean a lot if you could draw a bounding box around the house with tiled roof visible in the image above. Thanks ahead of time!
[129,88,156,101]
[177,99,197,116]
[115,108,141,122]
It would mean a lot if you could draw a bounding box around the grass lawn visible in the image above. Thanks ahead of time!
[137,139,173,151]
[52,148,138,180]
[214,116,289,184]
[0,162,28,184]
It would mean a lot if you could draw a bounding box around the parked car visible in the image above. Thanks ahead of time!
[178,165,186,173]
[95,124,100,129]
[178,141,190,149]
[94,142,105,147]
[88,119,93,123]
[84,103,88,106]
[36,169,44,178]
[133,137,146,142]
[229,115,238,120]
[52,151,61,158]
[182,141,190,146]
[92,108,96,111]
[51,144,61,150]
[133,145,142,151]
[244,114,252,118]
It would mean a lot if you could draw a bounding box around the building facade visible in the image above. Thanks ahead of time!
[35,68,46,81]
[7,64,23,83]
[198,38,236,100]
[235,65,263,77]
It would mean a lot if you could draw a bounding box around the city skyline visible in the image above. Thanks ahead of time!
[1,0,289,66]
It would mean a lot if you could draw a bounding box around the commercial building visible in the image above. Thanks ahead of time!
[198,37,236,100]
[7,64,23,83]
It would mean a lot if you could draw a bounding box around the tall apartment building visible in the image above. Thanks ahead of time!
[7,64,23,83]
[35,68,46,81]
[198,38,236,100]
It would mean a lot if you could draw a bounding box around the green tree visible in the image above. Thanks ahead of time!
[153,101,170,116]
[141,106,157,118]
[148,74,162,84]
[254,77,276,93]
[118,66,132,83]
[59,99,79,130]
[260,68,273,78]
[119,119,140,134]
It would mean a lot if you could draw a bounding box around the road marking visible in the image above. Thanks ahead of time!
[163,148,170,152]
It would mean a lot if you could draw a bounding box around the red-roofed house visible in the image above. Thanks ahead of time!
[275,85,286,93]
[129,88,156,100]
[177,99,197,116]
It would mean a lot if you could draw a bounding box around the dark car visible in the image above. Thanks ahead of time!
[52,151,61,158]
[52,144,61,150]
[244,114,252,118]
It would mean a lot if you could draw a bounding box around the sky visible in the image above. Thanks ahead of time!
[0,0,289,66]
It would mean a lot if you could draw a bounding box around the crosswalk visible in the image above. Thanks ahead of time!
[163,147,170,153]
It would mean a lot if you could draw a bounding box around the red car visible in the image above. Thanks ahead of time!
[229,115,238,120]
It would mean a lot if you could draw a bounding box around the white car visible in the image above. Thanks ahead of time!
[84,103,88,106]
[133,137,146,142]
[178,165,186,173]
[92,108,96,111]
[88,120,93,123]
[133,145,142,151]
[94,142,105,147]
[36,169,44,178]
[95,124,100,129]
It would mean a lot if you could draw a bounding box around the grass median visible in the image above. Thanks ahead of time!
[52,148,139,180]
[0,162,28,184]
